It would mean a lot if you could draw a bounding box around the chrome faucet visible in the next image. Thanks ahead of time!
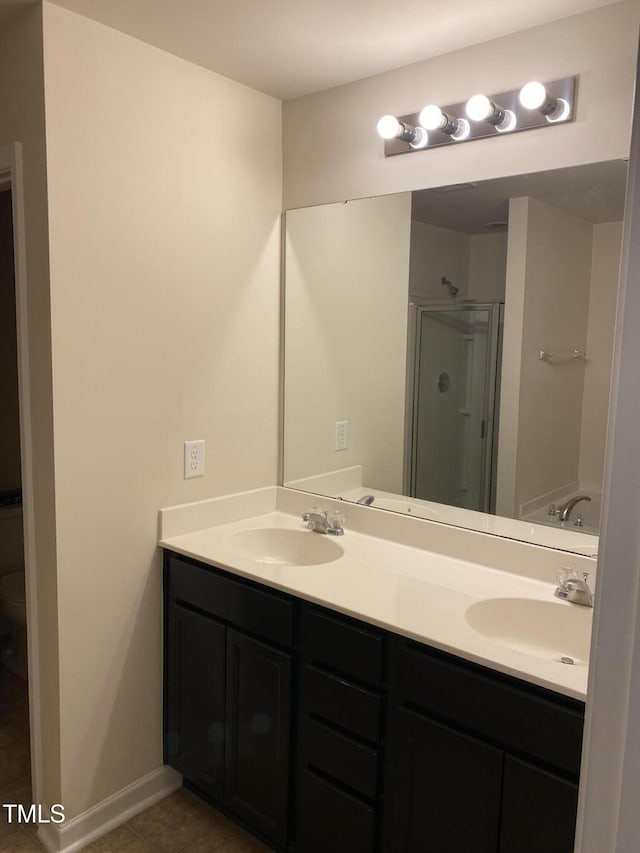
[556,495,591,522]
[302,507,345,536]
[357,495,375,506]
[555,569,594,607]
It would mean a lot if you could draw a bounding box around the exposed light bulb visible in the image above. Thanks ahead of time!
[451,118,471,141]
[466,95,515,132]
[465,94,493,122]
[419,104,468,141]
[519,81,547,110]
[495,110,517,133]
[519,81,571,123]
[546,98,571,123]
[409,127,429,149]
[376,114,402,140]
[419,104,446,131]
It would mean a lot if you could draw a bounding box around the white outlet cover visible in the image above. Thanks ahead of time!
[335,420,348,451]
[184,439,205,479]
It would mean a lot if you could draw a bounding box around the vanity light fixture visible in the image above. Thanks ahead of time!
[376,114,429,149]
[519,81,571,123]
[377,75,576,157]
[465,95,517,133]
[418,105,471,141]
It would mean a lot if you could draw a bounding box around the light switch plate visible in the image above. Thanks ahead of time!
[184,439,205,479]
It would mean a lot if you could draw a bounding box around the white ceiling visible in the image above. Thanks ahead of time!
[45,0,621,100]
[411,160,628,234]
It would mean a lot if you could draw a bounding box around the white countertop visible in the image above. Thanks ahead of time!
[160,488,592,701]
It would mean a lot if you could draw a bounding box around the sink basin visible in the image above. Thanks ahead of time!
[465,597,592,664]
[227,528,344,566]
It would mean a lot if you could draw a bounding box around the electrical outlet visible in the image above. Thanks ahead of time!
[184,439,205,479]
[335,420,348,451]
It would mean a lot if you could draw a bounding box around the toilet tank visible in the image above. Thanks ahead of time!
[0,503,24,576]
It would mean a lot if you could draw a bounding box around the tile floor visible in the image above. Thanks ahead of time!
[0,666,271,853]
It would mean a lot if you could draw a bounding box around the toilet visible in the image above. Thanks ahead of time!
[0,503,27,679]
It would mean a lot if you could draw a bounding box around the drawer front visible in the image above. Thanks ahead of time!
[394,639,584,776]
[300,716,379,799]
[301,664,382,743]
[296,768,377,853]
[301,605,384,686]
[165,552,293,648]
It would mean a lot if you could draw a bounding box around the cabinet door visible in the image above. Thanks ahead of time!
[225,629,291,846]
[500,756,579,853]
[165,602,226,801]
[388,708,502,853]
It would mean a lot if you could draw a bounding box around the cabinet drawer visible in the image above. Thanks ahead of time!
[301,605,384,686]
[165,552,293,648]
[301,664,382,743]
[394,639,584,777]
[300,716,379,799]
[296,768,377,853]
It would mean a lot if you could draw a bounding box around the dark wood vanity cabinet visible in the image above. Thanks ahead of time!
[384,637,583,853]
[163,553,293,847]
[165,601,226,801]
[163,551,585,853]
[295,605,387,852]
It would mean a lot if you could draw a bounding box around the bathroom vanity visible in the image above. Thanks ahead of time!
[160,487,590,852]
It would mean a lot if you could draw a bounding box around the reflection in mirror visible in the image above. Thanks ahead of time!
[283,161,627,556]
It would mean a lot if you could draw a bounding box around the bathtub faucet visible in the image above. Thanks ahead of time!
[556,495,591,523]
[357,495,375,506]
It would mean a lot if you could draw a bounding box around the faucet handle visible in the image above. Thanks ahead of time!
[302,506,326,526]
[556,567,577,587]
[328,509,345,531]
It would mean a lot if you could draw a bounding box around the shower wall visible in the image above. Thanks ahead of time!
[409,220,507,304]
[579,221,623,488]
[498,197,591,517]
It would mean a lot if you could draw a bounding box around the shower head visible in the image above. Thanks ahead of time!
[441,276,459,297]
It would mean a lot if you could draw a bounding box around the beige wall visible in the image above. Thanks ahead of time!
[468,232,508,303]
[409,221,470,302]
[284,193,411,492]
[42,2,282,818]
[0,189,21,492]
[0,3,61,809]
[283,2,638,209]
[579,221,623,486]
[409,222,507,305]
[498,197,592,515]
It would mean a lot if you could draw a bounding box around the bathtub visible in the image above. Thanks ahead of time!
[521,489,601,535]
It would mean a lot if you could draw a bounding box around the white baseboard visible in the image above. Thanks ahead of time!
[38,765,182,853]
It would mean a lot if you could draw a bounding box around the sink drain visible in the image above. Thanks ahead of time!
[559,656,575,665]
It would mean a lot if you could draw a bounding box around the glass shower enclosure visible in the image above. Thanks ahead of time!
[407,302,503,513]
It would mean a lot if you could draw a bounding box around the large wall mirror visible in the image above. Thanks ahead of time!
[282,160,627,556]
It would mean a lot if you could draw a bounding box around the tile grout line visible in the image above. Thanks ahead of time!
[121,821,162,852]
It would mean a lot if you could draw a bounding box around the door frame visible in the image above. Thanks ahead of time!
[575,40,640,853]
[0,141,43,804]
